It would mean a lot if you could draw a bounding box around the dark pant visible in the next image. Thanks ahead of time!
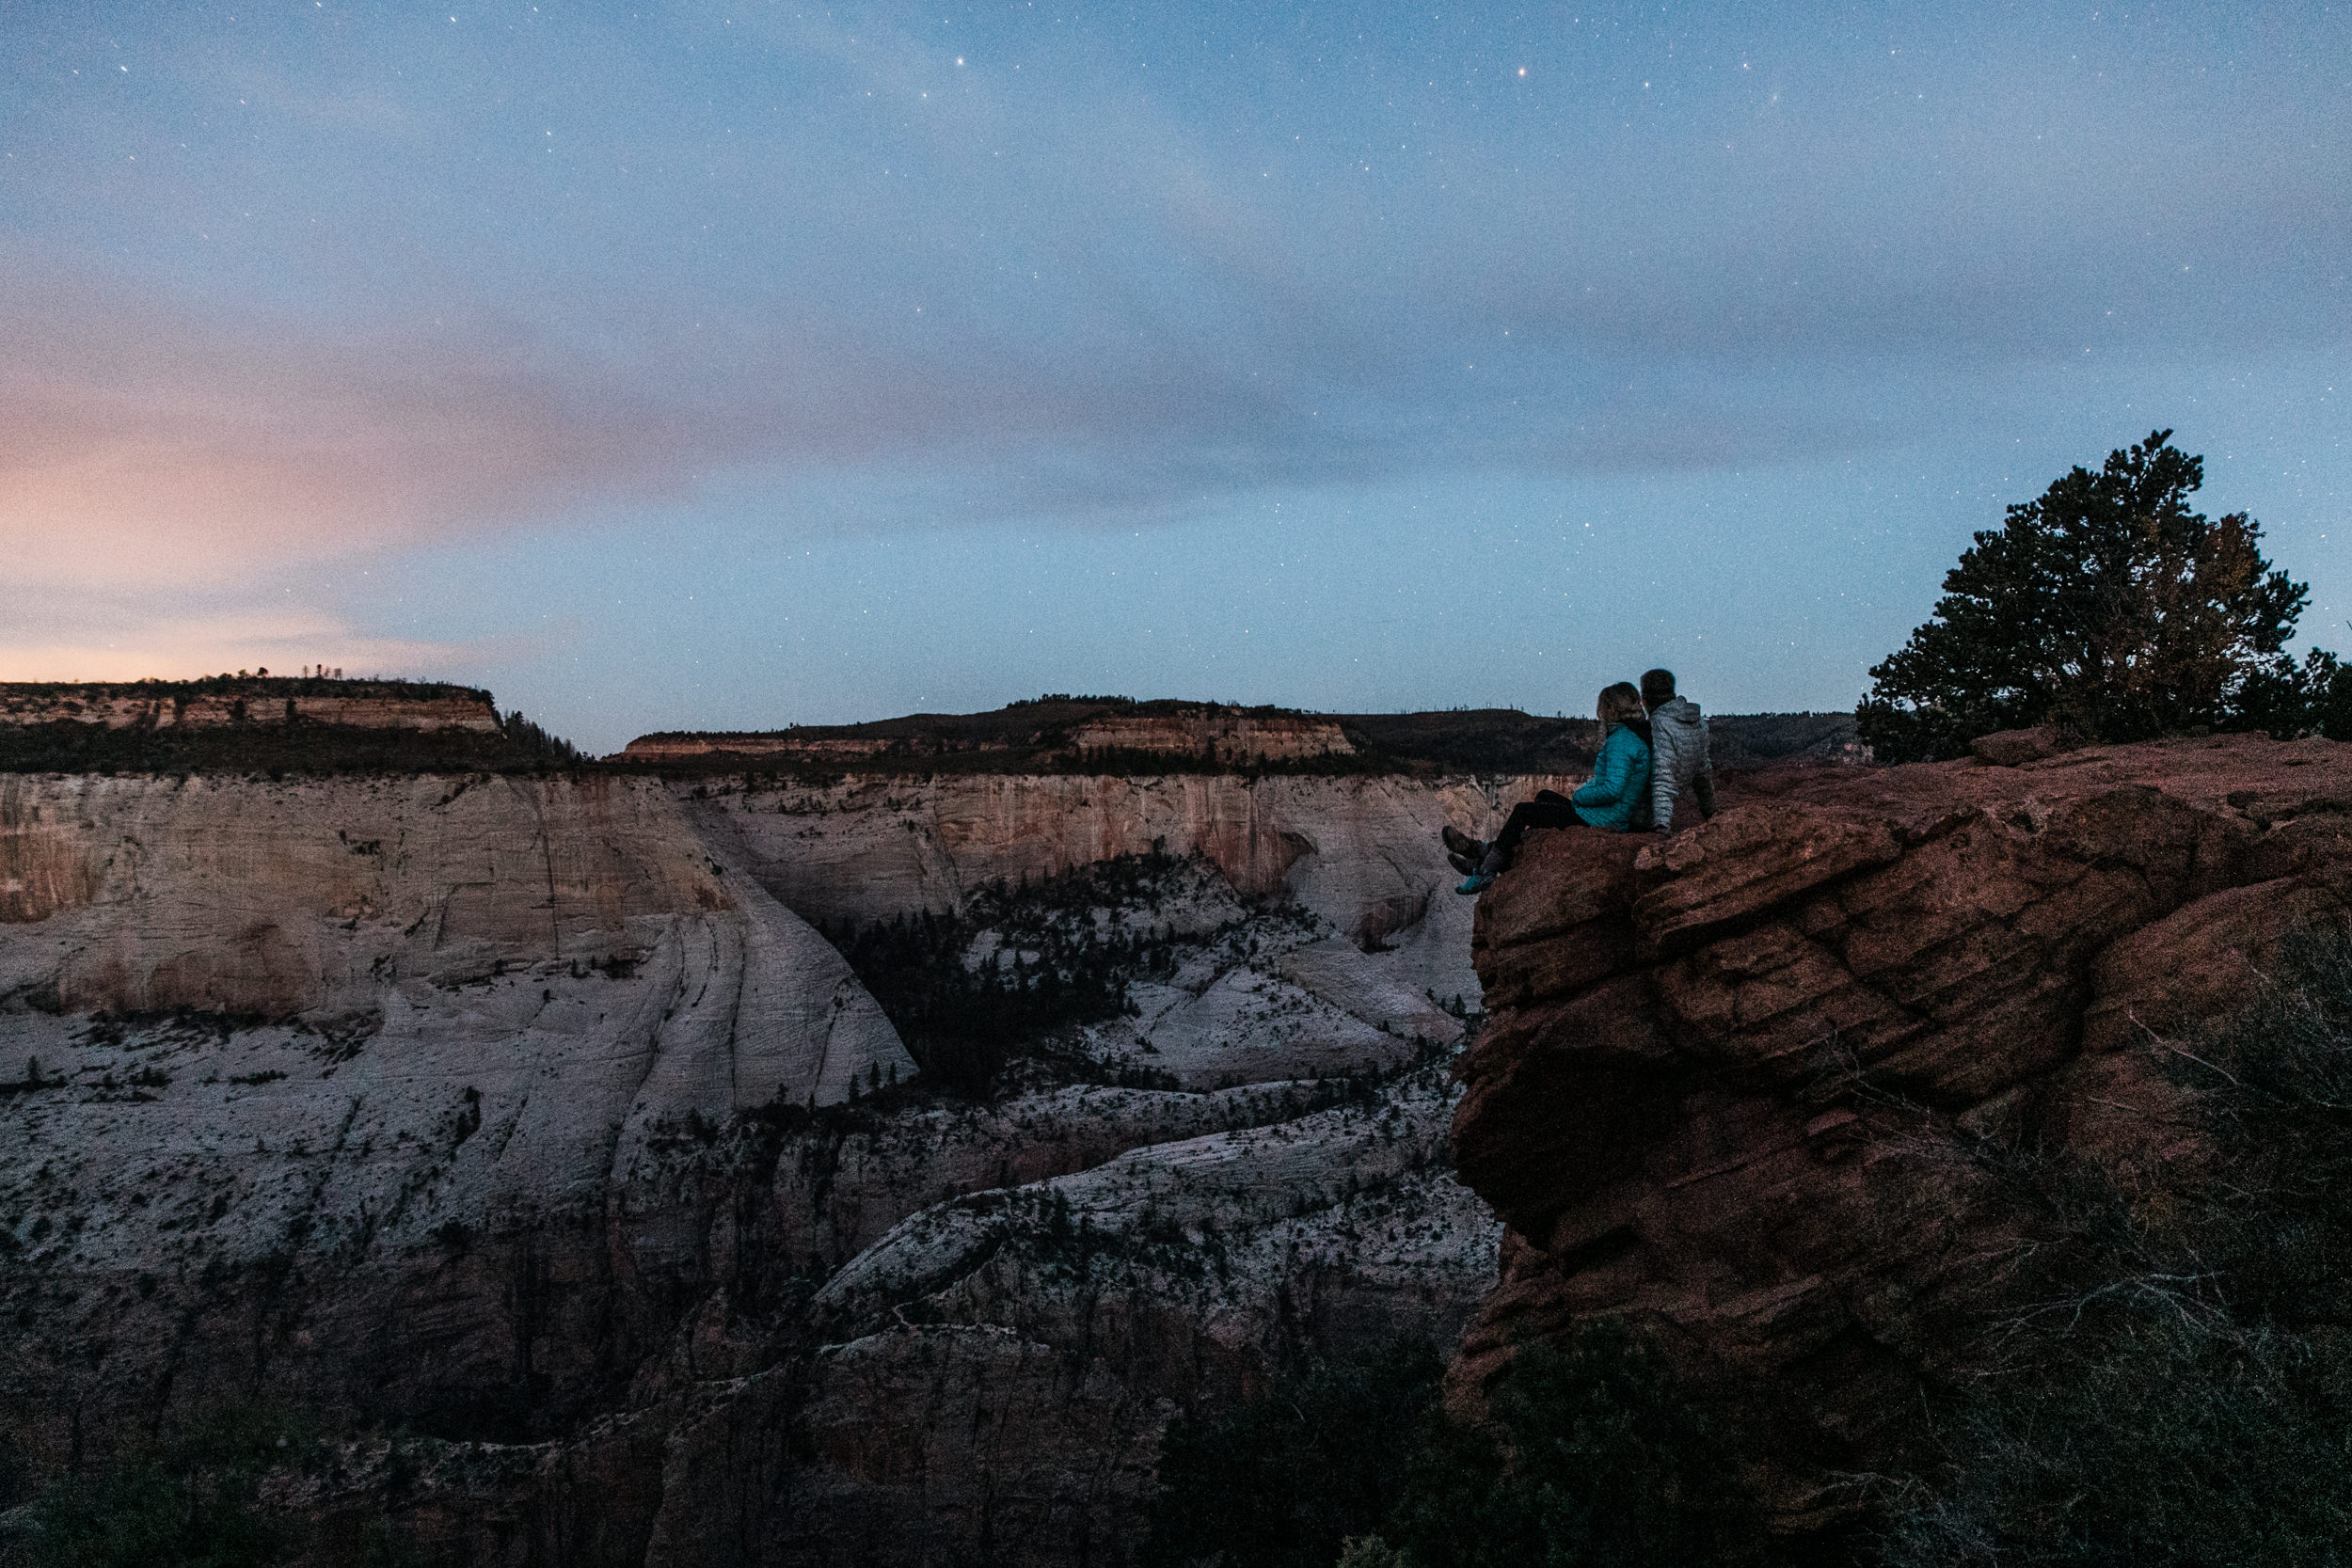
[1490,789,1581,865]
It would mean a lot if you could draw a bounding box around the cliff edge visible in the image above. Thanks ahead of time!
[1452,732,2352,1523]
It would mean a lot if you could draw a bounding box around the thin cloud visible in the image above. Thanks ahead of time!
[0,274,695,588]
[4,0,2342,593]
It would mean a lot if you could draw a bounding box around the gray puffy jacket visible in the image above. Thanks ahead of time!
[1647,697,1716,832]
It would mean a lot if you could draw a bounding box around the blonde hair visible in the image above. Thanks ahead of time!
[1597,681,1645,729]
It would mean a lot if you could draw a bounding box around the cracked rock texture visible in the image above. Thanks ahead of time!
[0,767,1553,1565]
[1451,733,2352,1526]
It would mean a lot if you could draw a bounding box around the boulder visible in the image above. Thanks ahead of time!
[1969,725,2070,766]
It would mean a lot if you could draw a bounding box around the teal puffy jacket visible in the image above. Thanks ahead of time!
[1571,722,1654,832]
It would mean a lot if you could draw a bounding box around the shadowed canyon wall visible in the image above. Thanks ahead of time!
[694,772,1580,1006]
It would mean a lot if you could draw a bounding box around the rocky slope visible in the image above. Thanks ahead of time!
[1450,732,2352,1524]
[0,762,1559,1564]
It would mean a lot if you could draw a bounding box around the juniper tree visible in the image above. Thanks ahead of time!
[1857,431,2328,761]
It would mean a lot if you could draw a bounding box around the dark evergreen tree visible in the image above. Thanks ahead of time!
[1857,431,2328,762]
[498,709,582,763]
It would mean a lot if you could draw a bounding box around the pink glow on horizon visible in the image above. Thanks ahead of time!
[0,276,692,590]
[0,609,472,685]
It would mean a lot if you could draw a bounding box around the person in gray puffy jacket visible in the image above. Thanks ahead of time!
[1641,668,1716,833]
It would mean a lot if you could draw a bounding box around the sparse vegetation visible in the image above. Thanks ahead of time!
[823,849,1207,1096]
[496,708,581,763]
[0,1399,311,1568]
[1143,1328,1786,1568]
[1143,1340,1450,1568]
[0,722,558,777]
[1139,937,2352,1568]
[1878,932,2352,1567]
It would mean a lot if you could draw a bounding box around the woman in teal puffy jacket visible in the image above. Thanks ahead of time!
[1442,682,1653,894]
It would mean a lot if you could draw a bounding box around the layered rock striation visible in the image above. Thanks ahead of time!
[0,774,911,1503]
[0,679,501,734]
[0,772,905,1106]
[1063,709,1355,761]
[1451,733,2352,1518]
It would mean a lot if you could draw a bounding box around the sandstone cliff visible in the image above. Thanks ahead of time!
[0,679,501,734]
[1451,733,2352,1522]
[1062,710,1354,761]
[0,773,910,1518]
[0,773,905,1107]
[0,763,1561,1564]
[622,707,1354,766]
[696,770,1580,1013]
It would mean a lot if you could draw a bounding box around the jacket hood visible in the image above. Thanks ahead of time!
[1651,696,1703,729]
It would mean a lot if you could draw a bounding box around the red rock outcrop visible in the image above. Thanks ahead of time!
[1452,734,2352,1520]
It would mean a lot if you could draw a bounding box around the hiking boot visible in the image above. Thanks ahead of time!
[1454,872,1495,895]
[1440,824,1484,860]
[1447,850,1480,876]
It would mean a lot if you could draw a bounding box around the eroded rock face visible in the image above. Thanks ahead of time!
[0,765,1524,1565]
[1062,711,1355,761]
[1452,735,2352,1519]
[0,773,910,1501]
[639,1064,1498,1568]
[0,774,906,1106]
[695,771,1578,1009]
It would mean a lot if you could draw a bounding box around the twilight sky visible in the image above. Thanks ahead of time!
[4,1,2345,752]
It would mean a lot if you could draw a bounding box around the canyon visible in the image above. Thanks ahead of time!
[8,679,2340,1563]
[0,710,1571,1564]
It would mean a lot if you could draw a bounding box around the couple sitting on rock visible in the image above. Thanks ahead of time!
[1443,668,1716,895]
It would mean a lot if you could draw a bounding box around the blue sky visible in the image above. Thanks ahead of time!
[3,1,2344,750]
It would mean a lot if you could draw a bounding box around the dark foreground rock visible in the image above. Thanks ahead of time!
[1453,733,2352,1526]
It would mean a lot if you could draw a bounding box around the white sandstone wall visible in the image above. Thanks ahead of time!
[692,771,1576,1008]
[0,773,912,1127]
